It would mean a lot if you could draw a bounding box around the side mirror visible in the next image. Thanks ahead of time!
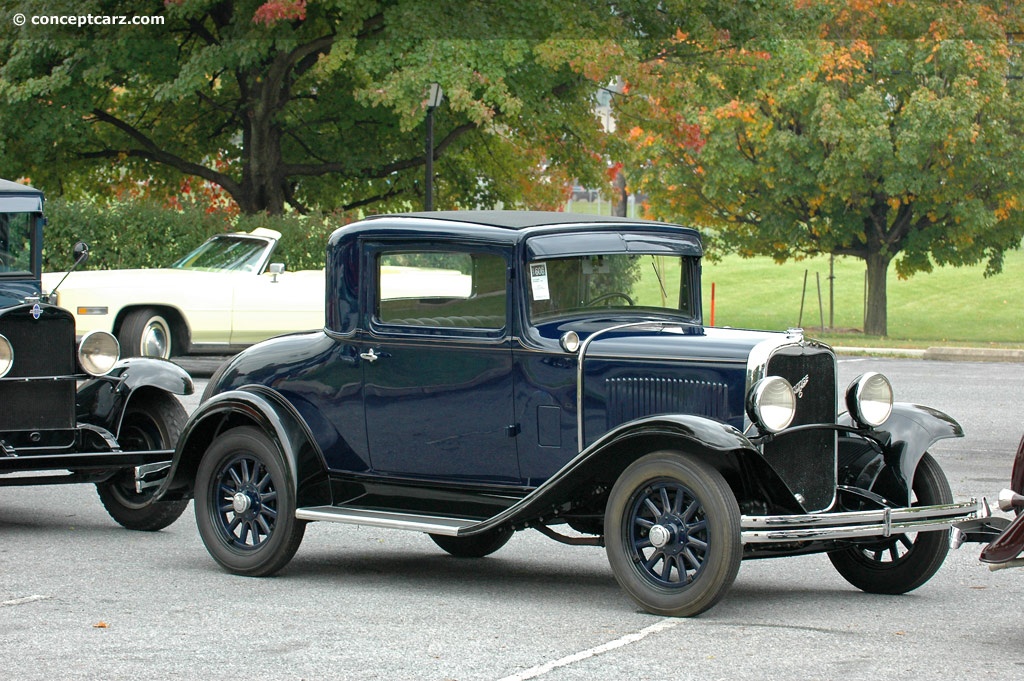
[268,262,285,283]
[72,241,90,266]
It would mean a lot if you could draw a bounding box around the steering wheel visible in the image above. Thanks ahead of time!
[587,292,635,307]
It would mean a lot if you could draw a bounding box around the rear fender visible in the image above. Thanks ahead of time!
[156,386,330,506]
[840,403,963,507]
[76,358,194,433]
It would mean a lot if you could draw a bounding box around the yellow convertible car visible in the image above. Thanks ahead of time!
[41,228,325,359]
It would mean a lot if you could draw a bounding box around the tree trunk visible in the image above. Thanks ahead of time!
[612,168,628,218]
[863,252,891,337]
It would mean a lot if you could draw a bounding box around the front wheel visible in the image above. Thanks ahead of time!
[194,426,306,576]
[828,452,953,594]
[604,451,742,617]
[96,392,189,531]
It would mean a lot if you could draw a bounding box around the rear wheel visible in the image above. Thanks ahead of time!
[828,452,953,594]
[604,451,742,617]
[96,392,189,531]
[195,427,306,576]
[118,308,174,359]
[430,527,512,558]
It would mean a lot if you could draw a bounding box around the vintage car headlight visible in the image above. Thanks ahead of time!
[0,334,12,378]
[846,372,893,428]
[78,331,120,376]
[560,330,580,353]
[746,376,796,434]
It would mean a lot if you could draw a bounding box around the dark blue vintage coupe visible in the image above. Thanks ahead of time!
[158,211,980,616]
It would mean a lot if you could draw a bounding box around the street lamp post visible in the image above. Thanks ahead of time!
[425,83,444,211]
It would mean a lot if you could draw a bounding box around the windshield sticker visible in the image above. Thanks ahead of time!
[530,262,550,301]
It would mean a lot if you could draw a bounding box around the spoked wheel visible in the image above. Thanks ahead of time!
[96,392,189,531]
[430,527,512,558]
[829,452,953,594]
[605,451,742,617]
[195,426,305,576]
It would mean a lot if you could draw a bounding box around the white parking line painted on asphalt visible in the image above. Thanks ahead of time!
[495,619,681,681]
[1,595,52,606]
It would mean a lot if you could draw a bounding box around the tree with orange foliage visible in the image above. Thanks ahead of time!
[620,1,1024,337]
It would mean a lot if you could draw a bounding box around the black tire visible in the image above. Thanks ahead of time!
[429,527,512,558]
[118,307,174,359]
[828,452,953,594]
[604,451,742,617]
[96,392,189,531]
[194,426,306,576]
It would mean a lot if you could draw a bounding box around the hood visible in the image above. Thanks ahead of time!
[40,267,230,293]
[584,323,789,364]
[0,280,42,308]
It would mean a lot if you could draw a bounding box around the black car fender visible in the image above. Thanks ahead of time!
[76,357,194,434]
[839,402,963,507]
[463,413,781,536]
[156,385,330,507]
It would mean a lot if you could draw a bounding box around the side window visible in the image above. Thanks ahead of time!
[376,251,506,330]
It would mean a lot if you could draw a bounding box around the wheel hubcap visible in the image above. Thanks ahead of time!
[212,455,278,550]
[143,323,168,357]
[627,481,709,587]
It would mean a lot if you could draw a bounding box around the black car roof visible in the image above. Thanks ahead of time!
[0,179,43,196]
[368,210,671,231]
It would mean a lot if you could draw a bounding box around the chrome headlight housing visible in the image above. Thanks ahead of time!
[78,331,120,376]
[746,376,797,434]
[0,334,12,378]
[845,372,893,428]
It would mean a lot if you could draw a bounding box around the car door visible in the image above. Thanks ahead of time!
[359,244,520,484]
[230,268,326,345]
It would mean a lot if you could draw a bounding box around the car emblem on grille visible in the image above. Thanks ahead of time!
[31,303,41,320]
[792,374,810,398]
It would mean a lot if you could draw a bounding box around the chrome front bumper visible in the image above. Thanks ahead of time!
[741,500,980,544]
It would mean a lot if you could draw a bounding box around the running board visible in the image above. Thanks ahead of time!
[295,506,479,536]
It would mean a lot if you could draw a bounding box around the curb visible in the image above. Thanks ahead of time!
[922,347,1024,363]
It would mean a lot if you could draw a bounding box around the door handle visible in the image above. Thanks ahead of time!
[359,348,380,363]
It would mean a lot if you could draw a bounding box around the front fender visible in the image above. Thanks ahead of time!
[76,357,194,433]
[840,402,963,506]
[155,386,330,507]
[463,413,764,535]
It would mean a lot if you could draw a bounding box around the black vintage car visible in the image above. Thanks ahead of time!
[156,211,979,616]
[0,179,193,530]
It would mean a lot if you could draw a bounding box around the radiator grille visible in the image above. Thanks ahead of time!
[762,346,837,511]
[0,305,77,430]
[607,376,729,428]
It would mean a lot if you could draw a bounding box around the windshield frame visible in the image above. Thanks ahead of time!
[0,210,43,281]
[170,234,275,273]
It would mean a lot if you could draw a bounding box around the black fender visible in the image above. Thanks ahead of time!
[76,357,194,435]
[462,413,782,536]
[155,385,330,507]
[839,402,963,506]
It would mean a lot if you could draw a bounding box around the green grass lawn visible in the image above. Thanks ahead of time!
[700,250,1023,347]
[566,199,1022,347]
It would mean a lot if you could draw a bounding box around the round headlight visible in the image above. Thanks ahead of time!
[846,372,893,428]
[78,331,120,376]
[746,376,797,434]
[0,334,12,378]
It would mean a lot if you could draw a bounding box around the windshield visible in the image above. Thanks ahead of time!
[170,235,270,272]
[0,212,35,276]
[528,253,697,323]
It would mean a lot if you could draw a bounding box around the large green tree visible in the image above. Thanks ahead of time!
[0,0,803,215]
[618,0,1024,336]
[0,0,615,213]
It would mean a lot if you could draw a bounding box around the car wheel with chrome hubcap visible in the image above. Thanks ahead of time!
[195,426,305,576]
[605,451,742,617]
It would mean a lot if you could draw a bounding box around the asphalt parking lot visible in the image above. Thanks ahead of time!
[2,355,1023,680]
